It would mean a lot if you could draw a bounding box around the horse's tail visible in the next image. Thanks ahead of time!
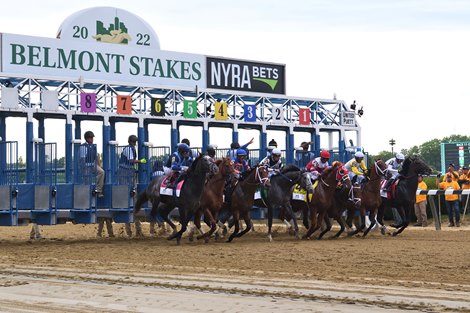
[134,190,149,214]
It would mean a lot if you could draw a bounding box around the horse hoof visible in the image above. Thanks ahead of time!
[188,236,194,242]
[392,232,398,237]
[295,233,300,240]
[268,234,273,242]
[204,237,210,244]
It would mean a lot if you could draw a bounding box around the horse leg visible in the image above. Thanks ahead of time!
[159,204,177,235]
[393,206,409,236]
[348,208,365,236]
[330,213,347,239]
[303,207,317,239]
[198,208,217,243]
[188,210,202,242]
[235,211,252,238]
[267,205,274,242]
[317,213,332,240]
[302,205,310,230]
[363,209,377,237]
[376,202,389,235]
[284,202,300,239]
[227,211,240,243]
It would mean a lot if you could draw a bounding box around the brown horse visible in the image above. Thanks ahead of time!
[227,165,270,242]
[189,157,235,243]
[303,162,351,239]
[318,181,362,239]
[348,159,388,237]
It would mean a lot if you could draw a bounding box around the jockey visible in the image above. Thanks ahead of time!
[181,138,200,159]
[266,139,278,157]
[306,150,330,181]
[345,151,368,184]
[383,152,405,191]
[204,144,217,162]
[163,143,193,187]
[260,148,283,177]
[227,137,254,159]
[232,148,251,179]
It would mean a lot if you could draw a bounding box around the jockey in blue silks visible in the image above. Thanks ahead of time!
[231,148,251,179]
[163,143,193,187]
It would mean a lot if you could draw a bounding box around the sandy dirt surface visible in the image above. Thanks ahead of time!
[0,222,469,312]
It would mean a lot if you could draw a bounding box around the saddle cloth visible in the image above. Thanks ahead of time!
[160,177,184,197]
[291,181,317,202]
[380,179,399,199]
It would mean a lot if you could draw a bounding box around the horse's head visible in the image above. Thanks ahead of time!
[255,165,270,187]
[300,169,314,193]
[373,159,388,177]
[404,155,432,176]
[193,155,219,175]
[219,157,235,176]
[336,163,352,189]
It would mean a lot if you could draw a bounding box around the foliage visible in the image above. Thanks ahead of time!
[370,135,470,174]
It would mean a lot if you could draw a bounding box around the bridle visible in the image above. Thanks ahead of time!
[256,166,270,186]
[321,166,350,187]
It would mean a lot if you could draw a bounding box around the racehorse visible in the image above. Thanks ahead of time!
[227,165,270,242]
[303,162,351,239]
[377,156,432,237]
[347,159,388,237]
[189,157,235,243]
[318,182,362,239]
[262,165,314,241]
[134,155,218,244]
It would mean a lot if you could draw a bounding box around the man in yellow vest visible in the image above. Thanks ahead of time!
[414,174,428,227]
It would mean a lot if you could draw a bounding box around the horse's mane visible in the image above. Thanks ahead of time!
[186,155,202,175]
[399,156,412,176]
[215,159,223,166]
[281,164,300,174]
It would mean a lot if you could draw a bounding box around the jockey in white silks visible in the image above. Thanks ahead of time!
[259,148,283,177]
[383,152,405,190]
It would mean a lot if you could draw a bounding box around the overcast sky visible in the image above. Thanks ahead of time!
[1,0,469,155]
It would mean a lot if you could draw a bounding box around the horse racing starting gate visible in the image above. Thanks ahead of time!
[0,7,364,228]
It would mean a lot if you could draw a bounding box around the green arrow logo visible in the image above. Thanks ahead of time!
[253,78,278,91]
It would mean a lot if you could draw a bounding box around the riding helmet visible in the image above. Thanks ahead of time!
[178,143,190,153]
[271,148,282,156]
[236,148,247,156]
[354,151,364,158]
[396,153,405,160]
[320,150,330,158]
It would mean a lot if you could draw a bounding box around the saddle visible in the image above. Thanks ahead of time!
[160,176,184,197]
[380,179,399,199]
[291,182,316,202]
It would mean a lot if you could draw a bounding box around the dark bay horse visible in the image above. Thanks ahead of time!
[303,162,351,239]
[318,182,362,239]
[262,165,314,241]
[377,156,432,236]
[348,159,388,237]
[189,157,235,243]
[134,155,218,244]
[227,165,270,242]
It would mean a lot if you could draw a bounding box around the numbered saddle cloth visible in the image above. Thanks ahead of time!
[254,187,269,200]
[291,181,317,202]
[160,177,184,197]
[380,179,398,199]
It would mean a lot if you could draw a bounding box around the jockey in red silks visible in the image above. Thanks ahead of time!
[306,150,331,181]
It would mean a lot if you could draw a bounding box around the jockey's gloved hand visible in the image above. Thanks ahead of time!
[139,158,147,164]
[181,166,189,171]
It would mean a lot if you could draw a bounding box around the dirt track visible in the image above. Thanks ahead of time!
[0,223,470,312]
